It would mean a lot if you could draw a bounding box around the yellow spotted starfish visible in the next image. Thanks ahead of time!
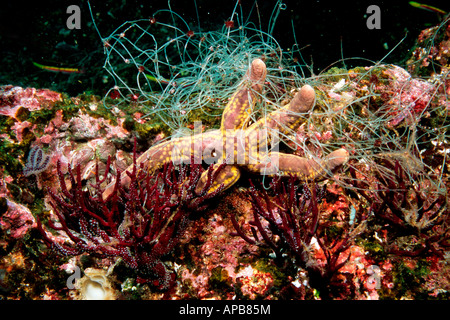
[103,59,349,199]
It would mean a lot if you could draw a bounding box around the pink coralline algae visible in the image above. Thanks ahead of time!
[0,198,37,239]
[65,110,129,140]
[0,86,61,119]
[9,101,134,195]
[235,265,274,300]
[177,200,263,299]
[381,66,435,128]
[10,121,34,143]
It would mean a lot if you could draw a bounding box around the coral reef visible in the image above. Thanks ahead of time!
[0,6,449,301]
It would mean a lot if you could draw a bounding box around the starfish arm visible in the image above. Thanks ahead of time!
[195,164,241,195]
[220,59,267,132]
[249,84,315,135]
[270,84,315,133]
[246,148,349,181]
[102,131,224,199]
[102,139,181,199]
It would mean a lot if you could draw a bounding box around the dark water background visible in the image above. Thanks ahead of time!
[0,0,447,96]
